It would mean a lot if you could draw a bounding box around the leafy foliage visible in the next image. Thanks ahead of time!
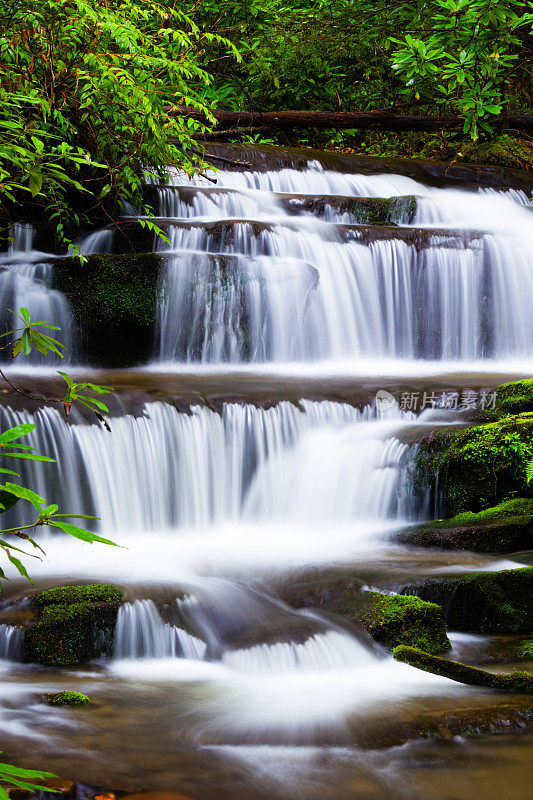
[187,0,532,142]
[391,0,533,139]
[0,0,239,237]
[0,308,117,583]
[0,757,58,799]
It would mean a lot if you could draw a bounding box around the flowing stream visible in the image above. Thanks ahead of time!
[0,149,531,799]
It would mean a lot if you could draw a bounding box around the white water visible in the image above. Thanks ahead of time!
[114,600,206,660]
[0,400,418,532]
[0,224,73,363]
[0,626,22,661]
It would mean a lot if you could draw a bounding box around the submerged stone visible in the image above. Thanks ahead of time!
[401,567,533,634]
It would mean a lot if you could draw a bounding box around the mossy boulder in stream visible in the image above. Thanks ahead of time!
[357,592,451,653]
[394,497,533,553]
[402,567,533,634]
[414,414,533,516]
[42,691,91,706]
[289,582,450,653]
[23,583,123,666]
[52,252,163,367]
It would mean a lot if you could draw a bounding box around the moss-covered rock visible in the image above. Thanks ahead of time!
[23,583,123,666]
[394,498,533,553]
[358,592,451,653]
[52,252,163,367]
[414,414,533,516]
[34,584,123,607]
[394,645,533,693]
[42,690,91,706]
[496,380,533,416]
[460,135,533,173]
[289,581,450,653]
[402,567,533,634]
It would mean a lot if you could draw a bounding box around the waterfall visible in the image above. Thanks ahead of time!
[0,224,73,364]
[0,625,22,661]
[152,165,533,365]
[0,400,419,534]
[114,600,206,660]
[222,631,375,674]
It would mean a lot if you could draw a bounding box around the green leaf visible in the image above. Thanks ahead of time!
[48,520,118,547]
[0,483,45,511]
[0,424,35,444]
[6,552,34,584]
[19,308,31,325]
[20,330,31,357]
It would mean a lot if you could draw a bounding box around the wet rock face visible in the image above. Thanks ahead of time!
[289,580,451,654]
[52,252,162,368]
[22,583,124,666]
[401,567,533,634]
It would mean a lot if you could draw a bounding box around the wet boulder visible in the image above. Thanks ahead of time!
[289,581,451,654]
[401,567,533,634]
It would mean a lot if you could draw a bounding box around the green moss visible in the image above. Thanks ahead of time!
[24,583,123,666]
[402,567,533,634]
[394,645,533,693]
[42,690,91,706]
[438,497,533,526]
[53,252,162,327]
[35,584,123,607]
[496,380,533,415]
[361,593,451,654]
[415,414,533,515]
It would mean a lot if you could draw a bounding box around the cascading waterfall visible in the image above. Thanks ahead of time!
[1,152,531,792]
[152,163,533,364]
[0,400,419,532]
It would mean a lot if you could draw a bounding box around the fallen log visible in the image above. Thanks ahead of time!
[169,107,533,134]
[394,645,533,693]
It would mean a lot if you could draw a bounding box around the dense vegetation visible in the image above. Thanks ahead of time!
[1,1,532,238]
[0,0,237,239]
